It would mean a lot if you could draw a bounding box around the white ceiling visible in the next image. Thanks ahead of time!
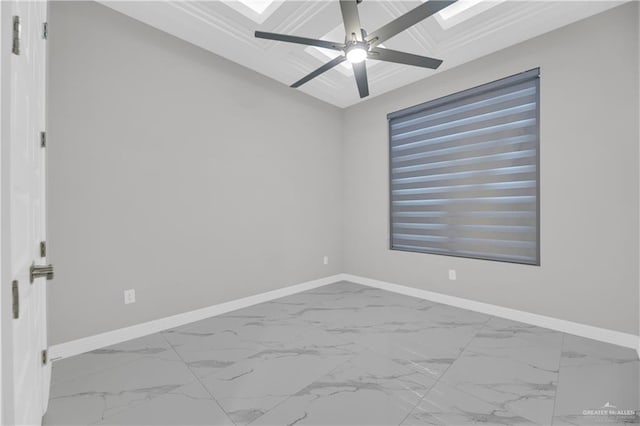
[100,0,625,108]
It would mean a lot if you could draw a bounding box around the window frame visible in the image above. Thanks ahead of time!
[387,68,541,266]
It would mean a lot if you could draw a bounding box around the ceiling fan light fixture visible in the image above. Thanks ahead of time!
[345,45,367,63]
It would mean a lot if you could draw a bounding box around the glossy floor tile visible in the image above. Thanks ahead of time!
[44,281,639,425]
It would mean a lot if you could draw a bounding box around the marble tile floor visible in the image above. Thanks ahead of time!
[44,281,639,426]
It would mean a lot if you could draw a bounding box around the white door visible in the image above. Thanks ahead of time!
[1,0,51,425]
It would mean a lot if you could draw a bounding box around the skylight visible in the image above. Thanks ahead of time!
[222,0,281,24]
[430,0,506,29]
[438,0,483,20]
[237,0,273,15]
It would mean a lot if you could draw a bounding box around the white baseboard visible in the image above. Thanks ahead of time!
[343,274,639,351]
[49,274,347,361]
[50,272,639,361]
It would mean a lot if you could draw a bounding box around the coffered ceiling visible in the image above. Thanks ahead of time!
[99,0,625,108]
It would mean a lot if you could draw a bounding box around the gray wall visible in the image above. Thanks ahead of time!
[48,1,344,344]
[342,2,639,335]
[49,1,640,344]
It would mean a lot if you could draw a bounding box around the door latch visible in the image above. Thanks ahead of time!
[30,264,54,283]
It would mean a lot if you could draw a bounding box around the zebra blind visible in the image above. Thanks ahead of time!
[388,68,540,265]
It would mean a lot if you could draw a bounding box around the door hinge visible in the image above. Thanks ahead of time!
[30,263,54,283]
[42,22,48,40]
[12,16,21,55]
[40,241,47,257]
[40,131,46,148]
[12,280,19,319]
[42,349,48,365]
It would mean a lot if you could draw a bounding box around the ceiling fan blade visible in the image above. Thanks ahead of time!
[255,31,344,51]
[291,56,347,88]
[352,61,369,98]
[339,0,363,41]
[366,0,456,47]
[369,47,442,69]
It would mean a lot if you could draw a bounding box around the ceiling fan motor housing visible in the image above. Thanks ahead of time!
[344,28,369,63]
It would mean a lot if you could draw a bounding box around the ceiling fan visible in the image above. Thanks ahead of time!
[255,0,457,98]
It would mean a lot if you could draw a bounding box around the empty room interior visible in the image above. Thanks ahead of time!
[1,0,639,425]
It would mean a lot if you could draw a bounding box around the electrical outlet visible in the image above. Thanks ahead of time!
[448,269,457,281]
[124,289,136,305]
[323,256,329,265]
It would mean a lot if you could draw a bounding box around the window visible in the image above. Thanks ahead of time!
[388,68,540,265]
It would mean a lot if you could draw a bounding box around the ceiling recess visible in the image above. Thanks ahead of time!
[99,0,626,107]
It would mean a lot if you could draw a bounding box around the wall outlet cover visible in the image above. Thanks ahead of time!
[448,269,457,280]
[124,289,136,304]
